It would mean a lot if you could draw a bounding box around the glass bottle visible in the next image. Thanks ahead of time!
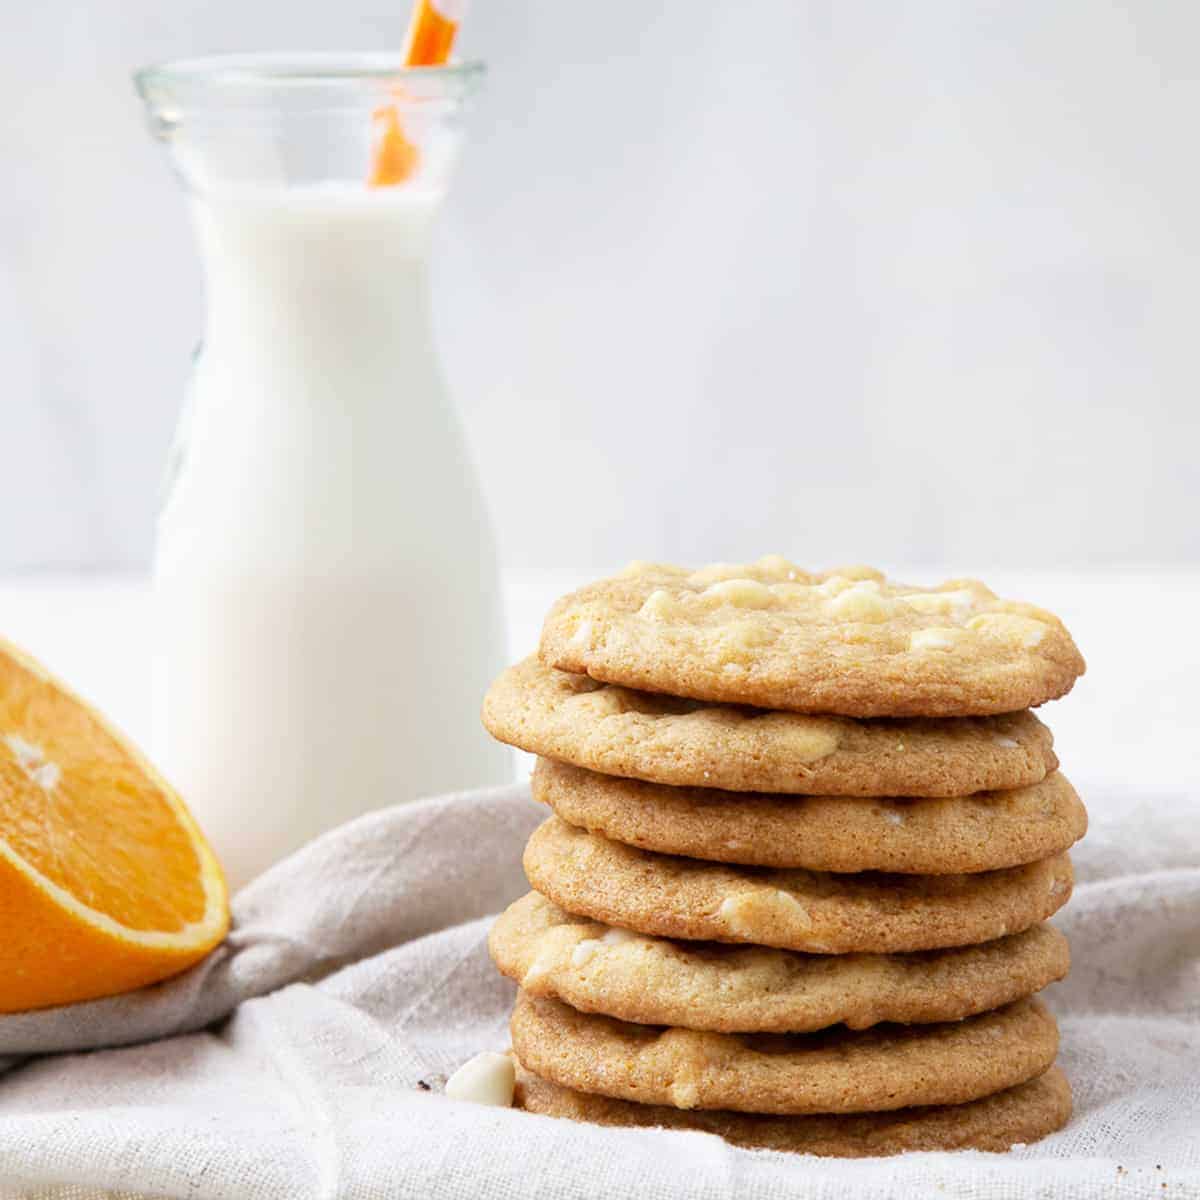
[136,53,510,889]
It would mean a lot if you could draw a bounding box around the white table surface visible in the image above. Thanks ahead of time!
[1,567,1197,803]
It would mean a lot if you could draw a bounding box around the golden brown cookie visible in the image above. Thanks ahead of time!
[532,759,1087,873]
[510,993,1059,1114]
[490,892,1070,1033]
[524,818,1073,953]
[539,559,1085,717]
[514,1061,1073,1156]
[484,657,1058,796]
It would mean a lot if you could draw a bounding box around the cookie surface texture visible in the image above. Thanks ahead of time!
[524,817,1073,953]
[485,657,1058,796]
[490,892,1070,1032]
[510,993,1059,1114]
[514,1062,1073,1156]
[532,759,1087,873]
[539,558,1085,717]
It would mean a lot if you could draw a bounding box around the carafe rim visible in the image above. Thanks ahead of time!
[135,51,485,111]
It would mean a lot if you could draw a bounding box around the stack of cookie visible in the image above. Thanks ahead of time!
[484,559,1086,1156]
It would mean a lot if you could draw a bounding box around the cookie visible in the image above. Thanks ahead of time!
[531,759,1087,873]
[490,892,1070,1033]
[539,558,1085,717]
[524,818,1073,953]
[484,657,1058,797]
[510,993,1058,1114]
[514,1062,1073,1156]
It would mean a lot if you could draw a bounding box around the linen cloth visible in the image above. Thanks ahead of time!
[0,782,1196,1200]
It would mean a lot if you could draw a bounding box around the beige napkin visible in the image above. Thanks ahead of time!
[0,782,1196,1200]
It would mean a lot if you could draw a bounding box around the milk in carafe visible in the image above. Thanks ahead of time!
[140,58,509,888]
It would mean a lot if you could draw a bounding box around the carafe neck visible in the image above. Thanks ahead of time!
[194,186,440,398]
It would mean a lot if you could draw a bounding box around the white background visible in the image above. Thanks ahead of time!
[2,0,1198,572]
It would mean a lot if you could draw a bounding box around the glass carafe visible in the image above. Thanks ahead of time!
[136,54,510,889]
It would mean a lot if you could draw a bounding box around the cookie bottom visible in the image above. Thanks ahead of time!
[515,1061,1072,1157]
[511,991,1058,1114]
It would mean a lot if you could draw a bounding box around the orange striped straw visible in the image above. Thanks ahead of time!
[369,0,465,187]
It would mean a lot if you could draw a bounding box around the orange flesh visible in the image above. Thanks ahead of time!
[0,654,206,933]
[369,0,460,187]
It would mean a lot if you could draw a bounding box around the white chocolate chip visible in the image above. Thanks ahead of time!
[717,620,776,663]
[600,927,639,946]
[719,890,812,936]
[639,589,679,621]
[816,575,856,597]
[754,554,800,578]
[967,613,1050,648]
[719,895,747,928]
[572,926,639,967]
[702,578,777,609]
[768,581,816,601]
[522,945,558,983]
[897,589,978,618]
[444,1052,515,1107]
[757,715,840,763]
[570,939,601,968]
[569,618,593,646]
[884,810,905,826]
[726,620,776,648]
[828,582,895,623]
[668,1079,701,1109]
[772,888,811,921]
[909,627,962,652]
[829,565,886,582]
[687,563,745,585]
[993,735,1020,749]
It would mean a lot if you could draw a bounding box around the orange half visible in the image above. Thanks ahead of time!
[0,637,229,1013]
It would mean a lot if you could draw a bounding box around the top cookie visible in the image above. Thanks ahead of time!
[539,558,1085,717]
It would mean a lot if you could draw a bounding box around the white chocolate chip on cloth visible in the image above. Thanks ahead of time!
[523,817,1073,954]
[538,558,1086,717]
[509,992,1060,1114]
[444,1051,516,1107]
[483,656,1059,796]
[490,891,1070,1033]
[530,758,1088,873]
